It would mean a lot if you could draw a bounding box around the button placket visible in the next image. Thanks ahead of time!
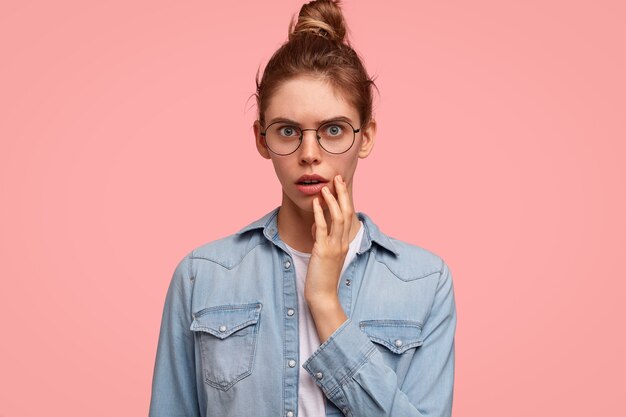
[281,248,298,415]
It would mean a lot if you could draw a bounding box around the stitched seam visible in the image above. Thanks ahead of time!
[326,344,377,398]
[265,208,279,230]
[192,319,259,337]
[281,257,287,417]
[188,252,195,322]
[359,320,423,328]
[188,251,193,280]
[368,338,423,352]
[190,239,269,270]
[200,319,260,391]
[421,259,446,327]
[195,303,262,315]
[374,258,441,281]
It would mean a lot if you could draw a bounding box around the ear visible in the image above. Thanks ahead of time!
[254,120,271,159]
[358,118,376,159]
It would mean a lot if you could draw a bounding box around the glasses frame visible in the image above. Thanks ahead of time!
[260,120,361,156]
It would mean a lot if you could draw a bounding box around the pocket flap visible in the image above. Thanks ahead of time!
[191,303,262,339]
[359,320,423,354]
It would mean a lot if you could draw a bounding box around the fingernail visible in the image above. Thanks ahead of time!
[337,175,343,184]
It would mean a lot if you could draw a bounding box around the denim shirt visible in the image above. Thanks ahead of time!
[149,208,456,417]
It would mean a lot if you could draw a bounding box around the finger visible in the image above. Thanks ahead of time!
[321,185,344,241]
[335,175,353,243]
[312,197,327,240]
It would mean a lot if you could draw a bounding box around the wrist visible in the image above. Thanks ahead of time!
[304,290,339,310]
[306,297,347,343]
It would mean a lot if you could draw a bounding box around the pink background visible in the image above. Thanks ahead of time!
[1,0,624,415]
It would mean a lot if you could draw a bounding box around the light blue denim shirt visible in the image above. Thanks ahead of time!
[149,208,456,417]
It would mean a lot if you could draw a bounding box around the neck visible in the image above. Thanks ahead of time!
[277,192,361,253]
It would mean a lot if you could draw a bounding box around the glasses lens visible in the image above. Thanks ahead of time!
[318,121,355,154]
[265,123,301,155]
[263,120,357,155]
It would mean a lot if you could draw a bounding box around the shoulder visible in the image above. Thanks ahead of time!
[187,230,269,270]
[359,212,447,282]
[375,237,446,282]
[178,208,279,270]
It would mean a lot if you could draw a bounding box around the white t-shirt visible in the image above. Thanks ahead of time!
[284,221,365,417]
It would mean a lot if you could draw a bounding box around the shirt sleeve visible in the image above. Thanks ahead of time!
[149,253,201,417]
[302,261,457,417]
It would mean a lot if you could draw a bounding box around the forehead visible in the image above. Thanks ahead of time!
[264,76,359,124]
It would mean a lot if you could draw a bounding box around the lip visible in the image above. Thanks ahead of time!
[296,174,329,183]
[295,174,330,196]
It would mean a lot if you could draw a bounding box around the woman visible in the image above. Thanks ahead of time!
[149,1,456,416]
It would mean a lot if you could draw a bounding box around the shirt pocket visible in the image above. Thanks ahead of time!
[359,320,423,354]
[190,302,262,391]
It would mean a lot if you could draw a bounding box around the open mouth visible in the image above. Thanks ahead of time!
[296,174,329,184]
[295,175,329,195]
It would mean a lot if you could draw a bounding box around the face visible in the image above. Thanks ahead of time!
[254,76,376,213]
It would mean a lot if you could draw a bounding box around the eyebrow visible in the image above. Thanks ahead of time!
[267,115,356,126]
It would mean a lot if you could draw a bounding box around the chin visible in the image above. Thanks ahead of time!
[296,198,317,213]
[283,191,322,213]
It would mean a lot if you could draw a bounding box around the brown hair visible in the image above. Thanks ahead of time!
[255,0,376,127]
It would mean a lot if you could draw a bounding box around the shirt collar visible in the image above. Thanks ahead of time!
[236,207,399,257]
[356,211,399,256]
[235,207,281,241]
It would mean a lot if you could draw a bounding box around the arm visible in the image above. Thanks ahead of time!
[148,253,201,417]
[305,176,456,416]
[304,261,457,417]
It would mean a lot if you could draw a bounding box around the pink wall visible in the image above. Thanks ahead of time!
[1,0,624,415]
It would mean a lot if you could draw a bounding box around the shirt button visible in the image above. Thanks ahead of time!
[268,227,276,235]
[287,308,295,317]
[288,359,296,368]
[345,279,351,287]
[394,339,403,347]
[219,325,227,333]
[286,412,294,417]
[315,371,323,380]
[284,259,292,269]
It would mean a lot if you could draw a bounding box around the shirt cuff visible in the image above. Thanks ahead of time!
[302,318,377,398]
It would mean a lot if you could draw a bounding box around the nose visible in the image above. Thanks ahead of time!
[298,129,322,165]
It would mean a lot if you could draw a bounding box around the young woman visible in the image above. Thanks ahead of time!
[149,1,456,416]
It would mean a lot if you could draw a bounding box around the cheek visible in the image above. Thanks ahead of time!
[334,154,359,179]
[269,158,292,185]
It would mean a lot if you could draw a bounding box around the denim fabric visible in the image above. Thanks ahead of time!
[149,208,456,417]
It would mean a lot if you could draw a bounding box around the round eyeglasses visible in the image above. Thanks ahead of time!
[260,120,360,155]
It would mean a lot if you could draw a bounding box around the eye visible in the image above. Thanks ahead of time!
[322,123,345,137]
[277,125,299,137]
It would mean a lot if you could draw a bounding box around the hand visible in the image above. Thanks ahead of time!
[304,174,353,341]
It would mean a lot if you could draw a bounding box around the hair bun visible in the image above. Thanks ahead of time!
[289,0,347,43]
